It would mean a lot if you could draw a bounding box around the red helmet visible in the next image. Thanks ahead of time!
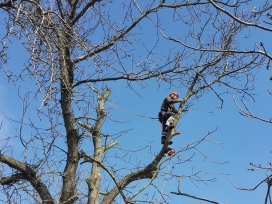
[167,148,175,156]
[169,91,179,98]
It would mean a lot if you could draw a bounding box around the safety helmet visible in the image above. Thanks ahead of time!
[169,91,179,98]
[166,148,175,156]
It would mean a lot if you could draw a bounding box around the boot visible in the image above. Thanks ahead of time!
[161,135,166,144]
[161,133,173,145]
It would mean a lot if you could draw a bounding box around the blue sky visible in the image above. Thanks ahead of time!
[0,1,272,204]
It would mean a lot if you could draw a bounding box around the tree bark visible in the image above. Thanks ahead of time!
[88,88,111,204]
[59,30,79,204]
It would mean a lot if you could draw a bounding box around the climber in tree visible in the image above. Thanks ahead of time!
[158,91,182,149]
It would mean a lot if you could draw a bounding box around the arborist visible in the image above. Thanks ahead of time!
[158,91,182,156]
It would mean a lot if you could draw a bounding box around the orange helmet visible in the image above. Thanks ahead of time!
[169,91,179,98]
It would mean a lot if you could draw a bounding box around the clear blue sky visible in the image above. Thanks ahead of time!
[0,1,271,204]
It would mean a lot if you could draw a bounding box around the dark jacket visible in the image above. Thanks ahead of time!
[160,96,179,113]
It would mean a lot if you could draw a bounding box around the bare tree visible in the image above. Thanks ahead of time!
[0,0,271,204]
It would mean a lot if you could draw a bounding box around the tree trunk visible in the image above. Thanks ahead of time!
[88,89,110,204]
[59,32,79,204]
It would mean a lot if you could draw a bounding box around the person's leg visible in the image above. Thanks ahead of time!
[161,112,175,145]
[161,112,167,144]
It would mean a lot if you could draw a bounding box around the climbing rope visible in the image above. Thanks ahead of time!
[106,101,159,120]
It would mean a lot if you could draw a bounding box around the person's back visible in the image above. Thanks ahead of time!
[160,96,178,113]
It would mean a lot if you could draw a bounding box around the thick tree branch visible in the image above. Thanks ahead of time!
[0,154,54,204]
[77,121,93,131]
[0,173,25,185]
[101,164,158,204]
[104,141,118,152]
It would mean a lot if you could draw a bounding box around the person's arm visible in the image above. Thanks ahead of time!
[166,96,182,104]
